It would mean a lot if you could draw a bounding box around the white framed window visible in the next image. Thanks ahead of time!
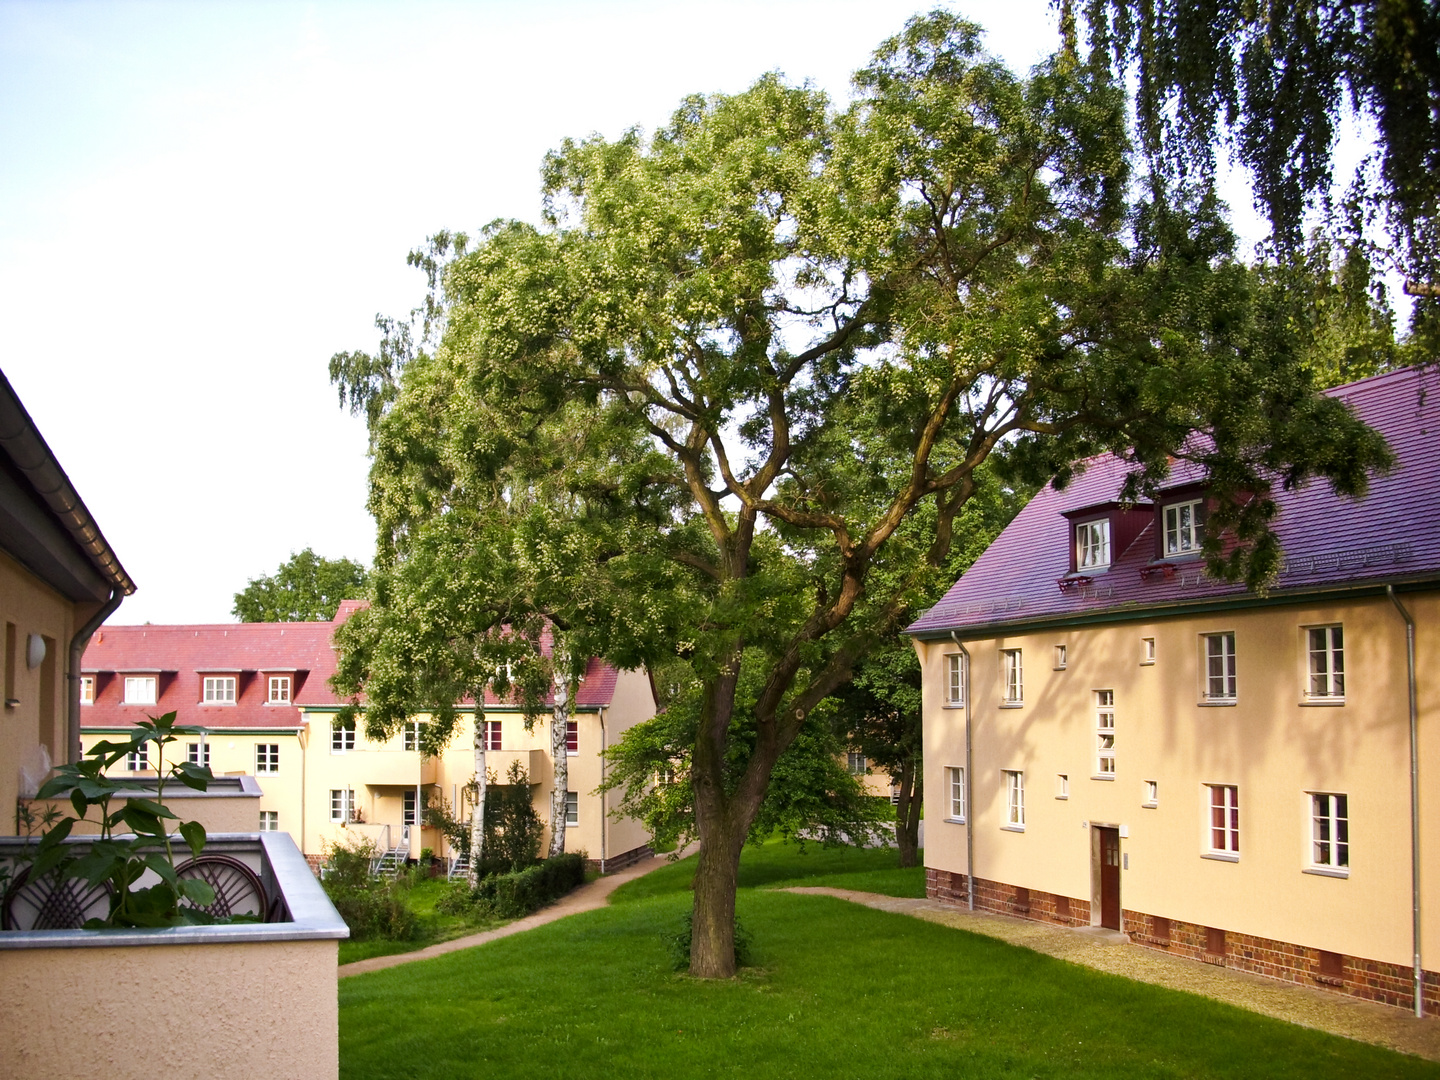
[255,743,279,774]
[483,719,502,751]
[1000,649,1023,705]
[946,766,966,821]
[331,720,356,753]
[202,676,236,704]
[1310,792,1349,872]
[126,745,149,772]
[1143,780,1158,808]
[403,789,417,826]
[1053,644,1067,670]
[1305,626,1345,700]
[566,720,578,754]
[1164,499,1204,555]
[1094,689,1115,776]
[847,751,867,776]
[329,788,355,823]
[267,676,291,703]
[403,720,427,752]
[1201,633,1237,702]
[1003,770,1025,829]
[259,811,279,832]
[1141,637,1156,665]
[1075,519,1111,569]
[1056,773,1069,799]
[79,676,94,704]
[564,790,578,827]
[944,653,966,706]
[124,676,157,705]
[186,741,210,768]
[1207,784,1239,857]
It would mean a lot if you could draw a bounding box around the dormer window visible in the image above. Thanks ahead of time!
[268,676,291,703]
[124,676,157,705]
[1076,519,1111,569]
[1163,499,1205,556]
[202,676,236,704]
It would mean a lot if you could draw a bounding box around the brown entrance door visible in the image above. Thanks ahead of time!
[1097,827,1121,930]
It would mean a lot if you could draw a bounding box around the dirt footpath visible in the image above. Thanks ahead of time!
[784,886,1440,1063]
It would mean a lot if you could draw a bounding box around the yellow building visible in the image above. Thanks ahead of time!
[909,367,1439,1014]
[82,602,660,871]
[0,368,135,827]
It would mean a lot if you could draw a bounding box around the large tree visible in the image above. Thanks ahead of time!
[232,548,368,623]
[333,14,1390,977]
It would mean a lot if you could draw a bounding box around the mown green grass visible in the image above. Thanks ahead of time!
[612,837,926,903]
[339,843,1439,1079]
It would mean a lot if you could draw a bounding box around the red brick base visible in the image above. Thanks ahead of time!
[926,867,1440,1013]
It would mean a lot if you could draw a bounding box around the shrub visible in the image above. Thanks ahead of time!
[668,909,753,973]
[466,852,586,919]
[325,880,420,942]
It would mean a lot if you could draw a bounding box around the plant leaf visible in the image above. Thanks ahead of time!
[178,877,216,907]
[179,820,206,857]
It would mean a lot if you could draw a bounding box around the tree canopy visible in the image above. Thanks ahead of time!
[331,12,1392,976]
[1068,0,1440,341]
[232,548,368,623]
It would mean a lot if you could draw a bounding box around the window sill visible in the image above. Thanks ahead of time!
[1055,794,1069,801]
[944,816,966,825]
[1201,852,1239,863]
[942,702,966,709]
[1000,824,1026,833]
[1139,660,1156,667]
[1090,774,1115,782]
[999,702,1024,710]
[1197,700,1237,708]
[1141,801,1158,809]
[1052,666,1067,672]
[1299,698,1346,707]
[566,751,578,757]
[1303,866,1350,879]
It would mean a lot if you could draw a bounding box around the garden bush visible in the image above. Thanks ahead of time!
[457,852,587,919]
[320,836,421,942]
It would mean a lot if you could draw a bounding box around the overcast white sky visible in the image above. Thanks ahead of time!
[0,0,1288,626]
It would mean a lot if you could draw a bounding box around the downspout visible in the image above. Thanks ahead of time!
[298,724,308,860]
[598,706,608,873]
[951,631,974,912]
[67,587,123,764]
[1387,585,1425,1018]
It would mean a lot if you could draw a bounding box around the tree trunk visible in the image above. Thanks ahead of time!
[689,820,746,978]
[468,699,487,888]
[548,671,570,858]
[894,757,922,869]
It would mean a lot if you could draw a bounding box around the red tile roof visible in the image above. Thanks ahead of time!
[908,365,1440,638]
[82,603,630,729]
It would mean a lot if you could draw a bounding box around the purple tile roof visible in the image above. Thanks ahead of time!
[908,365,1440,638]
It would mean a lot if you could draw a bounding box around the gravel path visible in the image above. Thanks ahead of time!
[338,855,670,978]
[784,886,1440,1062]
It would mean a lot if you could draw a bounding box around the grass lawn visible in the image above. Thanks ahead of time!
[340,841,1439,1079]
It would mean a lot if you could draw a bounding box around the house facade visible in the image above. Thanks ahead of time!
[908,366,1439,1013]
[81,603,659,871]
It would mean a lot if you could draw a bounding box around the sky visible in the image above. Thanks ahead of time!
[0,0,1296,627]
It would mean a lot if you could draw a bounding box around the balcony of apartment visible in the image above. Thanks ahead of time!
[486,747,550,788]
[350,747,439,787]
[0,830,347,1079]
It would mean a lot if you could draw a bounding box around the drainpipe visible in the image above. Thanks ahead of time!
[951,632,974,911]
[67,587,123,764]
[598,706,607,873]
[298,724,308,861]
[1387,586,1424,1018]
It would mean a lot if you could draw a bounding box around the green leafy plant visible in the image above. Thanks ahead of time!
[319,835,420,942]
[30,712,218,928]
[668,909,753,973]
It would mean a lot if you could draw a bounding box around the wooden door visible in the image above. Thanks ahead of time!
[1098,827,1121,930]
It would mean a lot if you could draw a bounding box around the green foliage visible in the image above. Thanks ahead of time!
[32,712,217,928]
[481,761,544,873]
[321,836,421,943]
[667,909,753,973]
[1073,0,1440,348]
[448,852,587,920]
[232,547,368,623]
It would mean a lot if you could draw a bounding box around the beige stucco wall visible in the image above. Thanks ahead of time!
[81,728,305,840]
[920,589,1439,970]
[0,937,337,1079]
[0,548,85,831]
